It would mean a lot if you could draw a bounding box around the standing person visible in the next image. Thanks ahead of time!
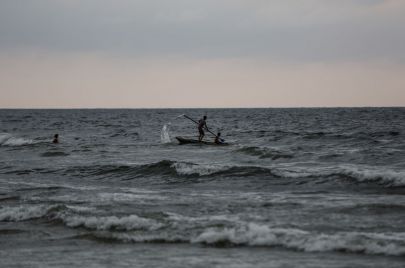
[198,116,208,141]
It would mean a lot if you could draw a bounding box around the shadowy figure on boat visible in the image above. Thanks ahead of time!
[198,116,209,141]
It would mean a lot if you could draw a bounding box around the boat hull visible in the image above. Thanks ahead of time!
[175,136,228,146]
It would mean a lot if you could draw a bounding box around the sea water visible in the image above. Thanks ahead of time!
[0,108,404,267]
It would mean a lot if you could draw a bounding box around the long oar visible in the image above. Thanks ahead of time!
[183,115,218,137]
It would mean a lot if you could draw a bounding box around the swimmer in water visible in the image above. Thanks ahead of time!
[52,134,59,144]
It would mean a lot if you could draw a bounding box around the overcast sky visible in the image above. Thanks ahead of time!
[1,0,404,108]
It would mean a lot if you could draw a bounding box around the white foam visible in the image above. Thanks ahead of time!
[65,205,95,213]
[0,205,55,221]
[100,232,187,243]
[63,214,162,231]
[0,133,12,144]
[0,133,33,146]
[97,192,167,202]
[192,223,405,256]
[341,165,405,187]
[4,137,33,146]
[273,165,405,187]
[166,212,239,224]
[171,162,227,176]
[272,166,329,179]
[65,220,405,256]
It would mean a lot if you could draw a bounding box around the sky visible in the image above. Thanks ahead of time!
[0,0,404,108]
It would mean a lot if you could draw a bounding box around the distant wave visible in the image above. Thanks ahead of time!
[40,151,70,157]
[61,160,277,180]
[259,129,402,142]
[337,203,405,214]
[0,204,62,221]
[236,146,294,160]
[3,159,404,187]
[64,214,162,231]
[338,166,405,187]
[0,204,95,223]
[274,165,405,187]
[88,225,405,256]
[172,162,405,187]
[71,160,178,179]
[4,155,405,187]
[76,221,405,256]
[87,161,405,187]
[171,162,229,176]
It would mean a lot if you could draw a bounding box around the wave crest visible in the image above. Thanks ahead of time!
[193,223,405,256]
[0,205,62,221]
[273,166,405,187]
[64,215,162,231]
[8,160,402,188]
[339,166,405,187]
[65,161,276,180]
[236,146,293,160]
[3,204,404,256]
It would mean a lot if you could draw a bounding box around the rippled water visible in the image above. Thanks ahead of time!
[1,108,405,267]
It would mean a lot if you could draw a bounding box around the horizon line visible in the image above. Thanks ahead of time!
[0,106,404,110]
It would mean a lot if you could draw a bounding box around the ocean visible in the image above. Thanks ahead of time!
[0,108,404,268]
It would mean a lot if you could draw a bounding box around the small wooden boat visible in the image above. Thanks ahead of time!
[175,136,229,146]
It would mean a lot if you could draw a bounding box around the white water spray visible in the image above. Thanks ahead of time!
[160,124,171,143]
[0,133,33,146]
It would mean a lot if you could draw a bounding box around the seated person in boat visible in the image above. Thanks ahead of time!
[214,132,224,144]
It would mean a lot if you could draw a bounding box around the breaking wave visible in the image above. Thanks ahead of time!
[338,166,405,187]
[273,166,405,187]
[171,162,229,176]
[192,223,405,256]
[60,160,276,180]
[91,224,405,256]
[2,203,405,256]
[71,220,405,256]
[0,205,62,221]
[0,204,160,231]
[64,215,162,231]
[92,161,405,187]
[5,159,403,187]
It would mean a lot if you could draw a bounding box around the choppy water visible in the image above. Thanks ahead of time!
[1,108,405,268]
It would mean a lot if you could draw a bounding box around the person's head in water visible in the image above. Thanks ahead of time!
[203,116,207,120]
[217,132,221,137]
[53,134,59,144]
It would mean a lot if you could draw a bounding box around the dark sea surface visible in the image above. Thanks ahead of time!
[1,108,405,268]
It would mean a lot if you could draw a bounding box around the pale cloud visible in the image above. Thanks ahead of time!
[1,52,404,108]
[0,1,404,107]
[0,0,404,62]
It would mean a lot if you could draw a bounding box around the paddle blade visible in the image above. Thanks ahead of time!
[175,114,185,119]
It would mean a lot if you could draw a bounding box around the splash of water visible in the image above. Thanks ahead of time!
[0,133,33,146]
[160,124,171,143]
